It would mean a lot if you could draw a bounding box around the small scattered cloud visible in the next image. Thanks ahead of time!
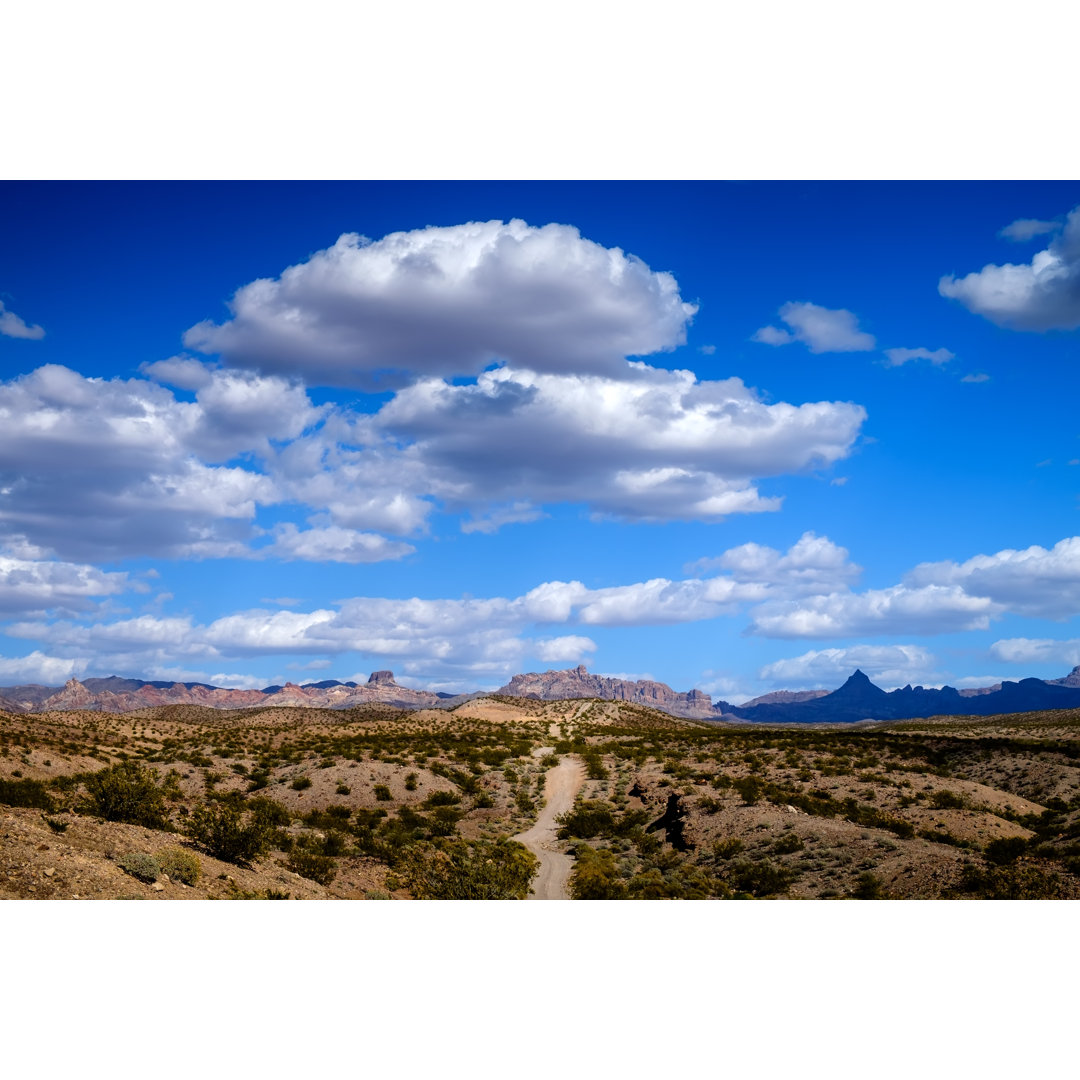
[0,301,45,341]
[698,344,716,355]
[264,523,415,564]
[751,325,795,346]
[961,373,990,383]
[262,597,302,607]
[940,204,1080,331]
[999,218,1060,242]
[753,301,875,354]
[990,637,1080,667]
[286,658,333,671]
[461,502,548,535]
[140,356,216,390]
[883,346,954,367]
[533,636,597,662]
[830,476,848,487]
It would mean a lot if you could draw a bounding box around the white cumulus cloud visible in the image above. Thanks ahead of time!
[183,220,698,386]
[758,644,940,689]
[753,301,876,354]
[999,218,1060,242]
[940,204,1080,331]
[0,301,45,341]
[883,346,954,367]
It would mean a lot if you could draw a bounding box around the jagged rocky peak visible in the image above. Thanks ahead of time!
[367,670,397,686]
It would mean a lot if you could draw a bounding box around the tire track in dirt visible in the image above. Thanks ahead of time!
[512,754,586,900]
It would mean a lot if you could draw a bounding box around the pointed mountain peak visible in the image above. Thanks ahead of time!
[829,669,887,699]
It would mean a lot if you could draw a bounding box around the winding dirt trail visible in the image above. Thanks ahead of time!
[512,754,586,900]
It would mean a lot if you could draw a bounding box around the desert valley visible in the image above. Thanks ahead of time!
[4,664,1080,900]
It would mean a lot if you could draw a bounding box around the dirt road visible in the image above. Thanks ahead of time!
[512,755,585,900]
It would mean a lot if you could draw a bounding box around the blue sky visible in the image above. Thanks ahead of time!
[2,181,1080,700]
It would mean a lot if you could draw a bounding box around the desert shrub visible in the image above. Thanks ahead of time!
[557,800,617,839]
[514,790,535,813]
[985,836,1028,865]
[930,789,968,810]
[400,838,538,899]
[773,833,805,855]
[374,784,392,801]
[185,796,287,865]
[0,777,54,811]
[156,846,202,885]
[287,850,337,886]
[290,776,312,791]
[118,852,160,883]
[404,773,419,791]
[712,837,745,860]
[853,871,885,899]
[957,861,1065,900]
[85,762,169,829]
[429,805,464,836]
[734,777,761,806]
[569,847,628,899]
[43,814,69,833]
[335,783,351,796]
[727,859,795,898]
[423,790,461,808]
[583,752,609,781]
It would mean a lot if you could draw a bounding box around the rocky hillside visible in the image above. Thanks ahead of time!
[496,664,716,718]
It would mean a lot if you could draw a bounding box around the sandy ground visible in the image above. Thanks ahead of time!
[512,755,585,900]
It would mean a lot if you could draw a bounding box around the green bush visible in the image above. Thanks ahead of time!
[85,762,169,829]
[118,852,160,883]
[287,850,337,886]
[335,783,351,796]
[290,776,312,791]
[156,846,202,885]
[727,859,795,898]
[0,777,53,811]
[404,773,419,792]
[773,833,805,855]
[185,796,288,865]
[930,789,968,809]
[399,838,538,900]
[985,836,1028,865]
[853,871,885,899]
[569,847,627,899]
[423,790,460,808]
[374,784,392,801]
[712,837,744,860]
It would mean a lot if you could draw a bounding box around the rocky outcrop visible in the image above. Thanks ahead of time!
[496,664,716,718]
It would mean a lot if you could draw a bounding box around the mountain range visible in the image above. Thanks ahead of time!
[7,663,1080,723]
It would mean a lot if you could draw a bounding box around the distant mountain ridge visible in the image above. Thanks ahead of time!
[0,670,461,714]
[7,664,1080,724]
[496,664,715,718]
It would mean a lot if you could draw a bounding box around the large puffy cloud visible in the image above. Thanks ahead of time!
[939,204,1080,331]
[367,365,866,522]
[758,644,940,689]
[183,220,698,386]
[752,301,876,353]
[906,536,1080,619]
[0,364,330,561]
[0,301,45,341]
[0,553,130,614]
